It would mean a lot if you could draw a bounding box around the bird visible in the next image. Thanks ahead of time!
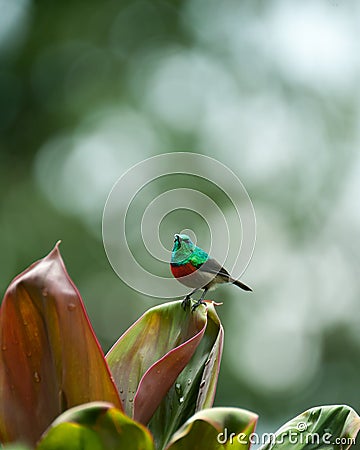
[170,233,252,311]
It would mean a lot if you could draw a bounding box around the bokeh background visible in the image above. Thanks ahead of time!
[1,0,360,445]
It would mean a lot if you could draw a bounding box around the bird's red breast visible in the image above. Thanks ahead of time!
[170,262,198,278]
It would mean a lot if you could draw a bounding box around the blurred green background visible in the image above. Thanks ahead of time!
[1,0,360,445]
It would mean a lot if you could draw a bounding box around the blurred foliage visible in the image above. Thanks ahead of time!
[1,0,360,446]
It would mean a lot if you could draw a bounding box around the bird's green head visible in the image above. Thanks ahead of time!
[172,233,195,257]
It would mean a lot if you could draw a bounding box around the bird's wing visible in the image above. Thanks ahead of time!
[196,256,231,280]
[192,254,252,291]
[190,247,231,279]
[198,257,253,291]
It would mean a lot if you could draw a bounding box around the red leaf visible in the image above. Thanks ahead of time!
[133,317,206,425]
[106,301,208,425]
[0,243,122,446]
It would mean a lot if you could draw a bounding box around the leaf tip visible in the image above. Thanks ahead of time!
[208,300,223,307]
[41,241,63,265]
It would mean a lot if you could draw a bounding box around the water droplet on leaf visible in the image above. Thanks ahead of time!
[175,382,185,403]
[200,380,206,388]
[33,371,41,383]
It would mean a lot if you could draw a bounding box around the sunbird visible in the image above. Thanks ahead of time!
[171,233,252,310]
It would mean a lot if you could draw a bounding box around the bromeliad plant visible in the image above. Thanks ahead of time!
[0,243,359,450]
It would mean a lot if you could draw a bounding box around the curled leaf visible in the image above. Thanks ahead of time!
[258,404,360,450]
[0,244,122,446]
[37,402,154,450]
[106,300,209,425]
[148,302,224,450]
[166,407,258,450]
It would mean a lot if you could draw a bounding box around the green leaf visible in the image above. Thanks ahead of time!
[258,404,360,450]
[148,302,224,450]
[195,304,224,410]
[0,244,122,446]
[36,402,154,450]
[165,407,258,450]
[106,299,208,425]
[1,445,31,450]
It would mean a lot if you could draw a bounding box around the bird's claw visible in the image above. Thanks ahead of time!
[181,296,191,310]
[191,300,206,312]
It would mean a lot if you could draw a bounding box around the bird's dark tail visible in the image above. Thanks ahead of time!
[232,279,252,291]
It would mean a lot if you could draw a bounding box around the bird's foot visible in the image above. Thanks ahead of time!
[191,300,206,312]
[181,296,191,310]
